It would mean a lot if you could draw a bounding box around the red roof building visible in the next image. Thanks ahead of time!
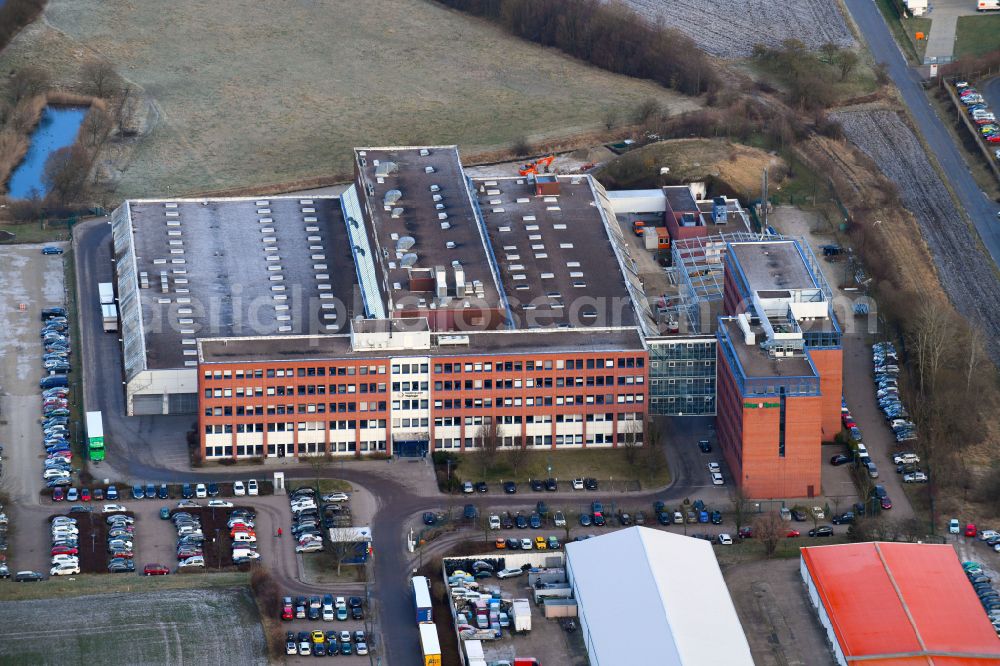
[801,542,1000,665]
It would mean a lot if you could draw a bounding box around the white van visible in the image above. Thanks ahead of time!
[232,548,260,560]
[233,532,257,543]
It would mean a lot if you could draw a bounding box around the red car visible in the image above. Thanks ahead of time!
[281,598,294,621]
[986,135,1000,143]
[143,563,170,576]
[52,488,65,502]
[110,551,134,559]
[786,529,801,538]
[881,496,893,510]
[80,488,91,502]
[51,545,78,556]
[965,523,978,537]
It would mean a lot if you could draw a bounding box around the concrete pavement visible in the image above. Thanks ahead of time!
[923,0,979,63]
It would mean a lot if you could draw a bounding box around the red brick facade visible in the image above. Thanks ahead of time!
[198,350,648,460]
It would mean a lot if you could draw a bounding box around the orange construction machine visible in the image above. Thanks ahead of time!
[518,155,554,176]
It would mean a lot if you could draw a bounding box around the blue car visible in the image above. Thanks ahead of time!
[41,246,63,255]
[579,514,592,527]
[106,485,119,500]
[132,485,145,500]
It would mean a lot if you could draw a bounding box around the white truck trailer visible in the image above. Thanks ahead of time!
[512,598,532,632]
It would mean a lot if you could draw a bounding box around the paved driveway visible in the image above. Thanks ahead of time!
[924,0,979,62]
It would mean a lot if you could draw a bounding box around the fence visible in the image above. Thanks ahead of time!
[941,82,1000,187]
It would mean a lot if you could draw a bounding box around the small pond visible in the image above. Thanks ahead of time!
[6,105,88,200]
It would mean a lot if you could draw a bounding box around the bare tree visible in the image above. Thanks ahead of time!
[913,301,952,394]
[602,107,619,130]
[837,50,859,81]
[506,439,528,479]
[82,107,112,147]
[753,512,785,558]
[619,420,642,467]
[113,85,138,136]
[326,527,364,576]
[965,325,985,394]
[475,420,502,467]
[43,145,92,205]
[10,65,49,102]
[81,59,117,98]
[730,487,752,534]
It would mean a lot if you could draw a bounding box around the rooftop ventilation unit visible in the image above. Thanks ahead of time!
[453,262,466,298]
[419,148,430,157]
[401,253,418,268]
[397,236,416,252]
[445,241,456,249]
[424,166,435,174]
[391,208,404,219]
[383,190,402,209]
[375,161,398,178]
[432,194,442,202]
[438,212,448,220]
[429,184,440,193]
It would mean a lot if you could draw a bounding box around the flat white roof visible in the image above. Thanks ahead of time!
[566,527,753,666]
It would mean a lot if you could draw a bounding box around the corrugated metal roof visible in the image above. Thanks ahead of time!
[802,542,1000,663]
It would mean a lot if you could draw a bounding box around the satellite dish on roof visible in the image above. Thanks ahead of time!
[397,236,416,252]
[401,253,418,267]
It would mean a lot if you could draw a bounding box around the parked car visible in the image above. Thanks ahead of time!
[143,563,170,576]
[809,525,834,538]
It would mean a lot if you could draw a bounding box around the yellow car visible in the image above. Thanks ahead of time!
[311,630,325,645]
[534,536,547,550]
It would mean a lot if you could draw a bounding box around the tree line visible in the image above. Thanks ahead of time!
[434,0,718,96]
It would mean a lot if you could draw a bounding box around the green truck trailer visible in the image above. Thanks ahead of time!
[85,410,105,461]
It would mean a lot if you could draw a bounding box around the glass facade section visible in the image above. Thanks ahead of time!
[647,338,717,416]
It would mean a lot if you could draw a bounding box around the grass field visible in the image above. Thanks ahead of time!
[456,448,670,489]
[955,15,1000,59]
[0,0,698,199]
[0,587,265,664]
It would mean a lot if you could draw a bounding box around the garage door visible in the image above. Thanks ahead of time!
[167,392,198,414]
[132,394,163,415]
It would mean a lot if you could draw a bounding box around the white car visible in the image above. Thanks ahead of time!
[356,642,369,656]
[707,462,721,473]
[232,549,260,560]
[572,478,584,490]
[488,515,501,530]
[50,564,80,576]
[812,506,825,519]
[195,484,207,499]
[949,518,961,534]
[286,638,297,655]
[247,479,259,496]
[51,526,79,535]
[979,530,1000,542]
[233,481,246,496]
[462,481,474,494]
[903,471,929,484]
[718,534,733,545]
[208,499,233,508]
[51,517,77,526]
[42,469,70,480]
[496,568,524,579]
[178,556,205,568]
[893,452,920,465]
[51,555,79,566]
[553,511,566,527]
[321,492,348,503]
[711,472,724,486]
[295,541,323,553]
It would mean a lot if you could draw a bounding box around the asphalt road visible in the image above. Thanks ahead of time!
[844,0,1000,261]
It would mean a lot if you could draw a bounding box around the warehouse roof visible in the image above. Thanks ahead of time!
[474,175,637,329]
[119,196,357,370]
[802,542,1000,663]
[566,527,753,666]
[729,240,817,293]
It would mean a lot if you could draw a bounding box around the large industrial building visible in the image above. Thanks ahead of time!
[566,527,754,666]
[110,144,840,491]
[801,542,1000,665]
